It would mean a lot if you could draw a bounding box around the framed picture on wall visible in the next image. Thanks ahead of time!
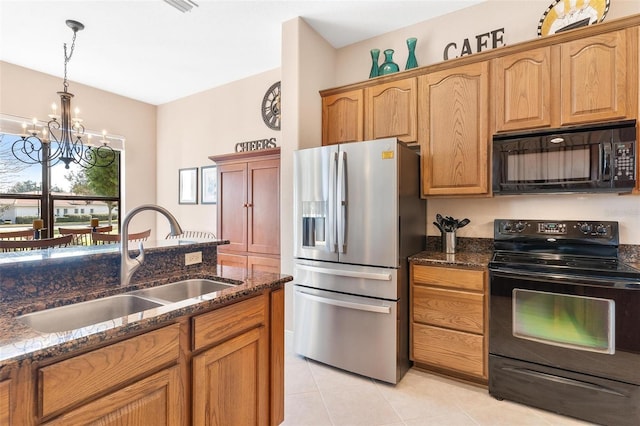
[178,168,198,204]
[201,165,217,204]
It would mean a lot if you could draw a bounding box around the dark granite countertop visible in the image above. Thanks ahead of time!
[409,237,492,269]
[409,251,491,269]
[0,264,291,369]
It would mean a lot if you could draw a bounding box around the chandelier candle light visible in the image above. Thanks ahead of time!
[12,19,116,170]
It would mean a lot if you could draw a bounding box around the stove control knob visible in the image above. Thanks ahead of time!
[596,224,608,235]
[579,223,592,234]
[515,222,526,232]
[503,222,513,232]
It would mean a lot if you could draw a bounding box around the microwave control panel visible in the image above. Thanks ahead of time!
[613,142,635,180]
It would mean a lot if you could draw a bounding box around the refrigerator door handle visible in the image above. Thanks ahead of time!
[295,290,391,314]
[337,150,347,253]
[296,264,392,281]
[328,151,338,253]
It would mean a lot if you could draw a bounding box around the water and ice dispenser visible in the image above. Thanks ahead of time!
[302,201,326,248]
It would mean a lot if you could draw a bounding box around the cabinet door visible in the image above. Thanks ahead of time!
[44,367,183,426]
[365,78,417,142]
[217,162,248,252]
[217,251,248,276]
[270,288,285,426]
[494,47,552,132]
[247,159,280,255]
[247,255,280,274]
[419,61,489,195]
[560,29,631,125]
[0,379,10,425]
[193,327,269,426]
[322,89,364,146]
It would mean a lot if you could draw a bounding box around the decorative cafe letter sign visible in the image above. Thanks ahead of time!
[235,137,277,153]
[443,28,505,60]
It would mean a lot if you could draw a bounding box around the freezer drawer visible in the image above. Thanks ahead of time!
[293,285,402,384]
[294,259,399,300]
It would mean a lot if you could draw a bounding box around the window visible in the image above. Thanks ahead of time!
[0,129,121,237]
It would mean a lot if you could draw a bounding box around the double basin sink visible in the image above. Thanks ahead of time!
[18,279,237,333]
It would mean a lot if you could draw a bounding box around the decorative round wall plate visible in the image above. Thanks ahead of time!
[537,0,610,37]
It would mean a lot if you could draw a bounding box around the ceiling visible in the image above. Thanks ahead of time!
[0,1,485,105]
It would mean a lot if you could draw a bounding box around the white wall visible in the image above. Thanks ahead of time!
[155,70,281,237]
[280,17,338,330]
[335,0,640,87]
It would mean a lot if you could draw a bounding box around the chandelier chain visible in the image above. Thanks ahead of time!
[63,29,78,92]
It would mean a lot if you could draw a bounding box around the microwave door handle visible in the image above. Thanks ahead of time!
[601,143,612,181]
[328,151,338,253]
[337,151,347,253]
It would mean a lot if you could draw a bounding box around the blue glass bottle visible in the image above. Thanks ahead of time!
[379,49,399,75]
[405,38,418,70]
[369,49,380,78]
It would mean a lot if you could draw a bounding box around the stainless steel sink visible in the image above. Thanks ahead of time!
[17,294,164,333]
[131,278,236,303]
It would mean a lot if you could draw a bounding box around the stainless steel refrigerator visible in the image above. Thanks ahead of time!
[293,137,426,384]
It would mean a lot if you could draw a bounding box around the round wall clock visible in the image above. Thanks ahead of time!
[261,81,281,131]
[537,0,609,37]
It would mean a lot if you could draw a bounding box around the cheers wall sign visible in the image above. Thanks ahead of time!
[235,137,277,153]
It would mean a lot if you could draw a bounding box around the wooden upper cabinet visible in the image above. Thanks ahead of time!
[560,29,635,125]
[364,77,417,142]
[494,47,552,132]
[322,89,364,145]
[419,61,489,196]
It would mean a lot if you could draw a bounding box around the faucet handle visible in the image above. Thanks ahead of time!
[135,241,145,265]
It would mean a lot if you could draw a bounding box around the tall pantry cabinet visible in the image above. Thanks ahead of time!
[209,148,281,275]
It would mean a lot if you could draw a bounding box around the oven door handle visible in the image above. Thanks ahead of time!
[295,290,391,314]
[489,269,640,290]
[296,264,392,281]
[502,366,626,397]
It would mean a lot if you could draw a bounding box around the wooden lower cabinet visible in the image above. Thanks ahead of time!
[11,288,284,425]
[218,251,248,272]
[44,367,182,425]
[193,327,269,425]
[248,255,280,275]
[1,379,10,425]
[218,252,280,276]
[411,264,487,382]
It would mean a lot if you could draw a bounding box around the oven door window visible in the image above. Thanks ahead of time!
[512,289,615,354]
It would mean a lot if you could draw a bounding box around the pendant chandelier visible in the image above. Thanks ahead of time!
[12,19,116,170]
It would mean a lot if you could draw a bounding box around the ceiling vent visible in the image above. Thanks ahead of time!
[163,0,199,13]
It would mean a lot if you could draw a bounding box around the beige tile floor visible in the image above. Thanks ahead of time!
[283,333,592,426]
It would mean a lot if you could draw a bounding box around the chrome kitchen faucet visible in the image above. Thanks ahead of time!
[120,204,183,286]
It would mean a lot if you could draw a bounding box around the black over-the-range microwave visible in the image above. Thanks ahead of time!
[492,120,637,195]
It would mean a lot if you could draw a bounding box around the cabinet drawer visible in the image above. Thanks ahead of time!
[413,323,484,378]
[40,324,180,418]
[413,286,484,334]
[413,264,485,291]
[193,293,266,351]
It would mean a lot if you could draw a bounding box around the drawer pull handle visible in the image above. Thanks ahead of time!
[296,290,391,314]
